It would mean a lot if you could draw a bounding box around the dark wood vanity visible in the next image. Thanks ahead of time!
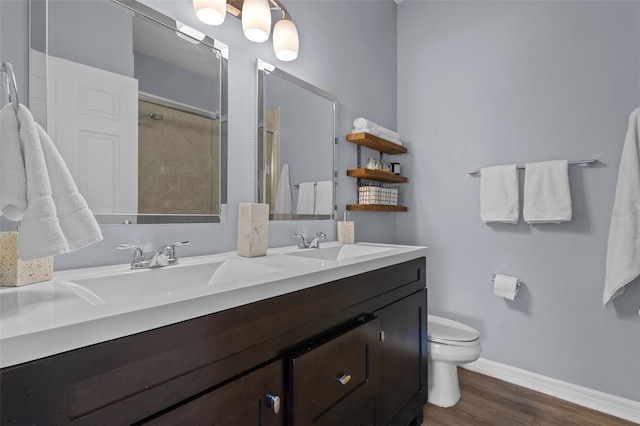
[0,258,427,425]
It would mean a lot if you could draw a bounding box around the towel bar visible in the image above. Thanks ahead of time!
[468,159,597,175]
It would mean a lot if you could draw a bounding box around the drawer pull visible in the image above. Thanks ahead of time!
[266,394,281,414]
[336,374,352,385]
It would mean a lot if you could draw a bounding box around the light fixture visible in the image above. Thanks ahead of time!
[272,17,298,61]
[194,0,300,61]
[193,0,227,26]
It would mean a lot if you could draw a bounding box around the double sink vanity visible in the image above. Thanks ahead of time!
[0,242,427,425]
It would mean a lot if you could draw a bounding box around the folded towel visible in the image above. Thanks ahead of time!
[523,160,572,224]
[0,104,27,220]
[273,163,292,215]
[480,164,520,224]
[314,180,333,215]
[15,105,102,260]
[604,108,640,305]
[296,182,315,214]
[353,118,401,141]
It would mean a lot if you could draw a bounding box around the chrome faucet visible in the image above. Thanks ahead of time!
[117,241,190,269]
[293,232,326,249]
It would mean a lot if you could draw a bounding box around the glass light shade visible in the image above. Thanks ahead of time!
[242,0,271,42]
[273,19,299,61]
[193,0,226,26]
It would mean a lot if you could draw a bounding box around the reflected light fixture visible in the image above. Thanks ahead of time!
[193,0,299,61]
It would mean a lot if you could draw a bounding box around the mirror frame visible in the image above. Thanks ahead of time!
[256,59,337,220]
[31,0,228,224]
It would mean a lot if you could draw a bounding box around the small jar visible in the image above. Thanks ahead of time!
[391,162,401,175]
[382,161,392,172]
[365,158,379,170]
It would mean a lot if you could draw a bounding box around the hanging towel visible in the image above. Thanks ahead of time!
[0,103,27,220]
[523,160,572,224]
[603,108,640,305]
[480,164,520,224]
[273,163,292,215]
[296,182,315,214]
[15,105,102,260]
[314,180,333,215]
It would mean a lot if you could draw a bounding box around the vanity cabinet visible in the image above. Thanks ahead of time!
[0,258,426,425]
[346,132,409,212]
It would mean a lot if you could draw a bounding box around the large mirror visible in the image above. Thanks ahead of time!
[29,0,228,224]
[257,60,337,220]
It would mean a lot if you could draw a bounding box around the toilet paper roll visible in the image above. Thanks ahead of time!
[493,274,520,300]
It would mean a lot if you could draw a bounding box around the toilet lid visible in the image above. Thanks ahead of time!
[428,315,480,344]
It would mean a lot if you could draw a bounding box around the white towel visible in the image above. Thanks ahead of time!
[480,164,520,224]
[353,117,401,141]
[604,108,640,305]
[314,180,333,215]
[15,105,102,260]
[352,127,403,145]
[523,160,572,224]
[296,182,315,214]
[0,104,27,220]
[273,163,292,215]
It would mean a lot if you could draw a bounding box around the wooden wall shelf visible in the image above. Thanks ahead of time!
[346,132,407,155]
[346,205,408,212]
[346,169,408,184]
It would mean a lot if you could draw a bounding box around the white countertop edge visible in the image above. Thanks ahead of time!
[0,242,426,368]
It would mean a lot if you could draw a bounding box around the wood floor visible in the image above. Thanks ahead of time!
[422,368,638,426]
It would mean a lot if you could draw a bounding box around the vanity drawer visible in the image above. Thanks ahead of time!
[289,317,381,424]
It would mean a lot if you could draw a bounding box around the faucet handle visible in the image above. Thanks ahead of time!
[169,241,189,256]
[117,244,146,266]
[293,233,308,249]
[314,231,327,240]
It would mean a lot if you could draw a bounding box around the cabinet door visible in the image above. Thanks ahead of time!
[375,290,428,426]
[290,318,381,425]
[144,359,284,426]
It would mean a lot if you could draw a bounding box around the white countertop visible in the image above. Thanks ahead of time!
[0,242,426,369]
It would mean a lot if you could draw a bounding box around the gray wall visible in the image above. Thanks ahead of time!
[397,0,640,401]
[0,0,398,268]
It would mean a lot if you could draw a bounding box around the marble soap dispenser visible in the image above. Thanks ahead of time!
[237,203,269,258]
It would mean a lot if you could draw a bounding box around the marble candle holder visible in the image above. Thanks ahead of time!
[237,203,269,258]
[0,232,54,287]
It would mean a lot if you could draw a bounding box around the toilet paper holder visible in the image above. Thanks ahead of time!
[491,274,521,291]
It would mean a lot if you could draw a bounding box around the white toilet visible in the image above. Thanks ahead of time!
[427,315,482,407]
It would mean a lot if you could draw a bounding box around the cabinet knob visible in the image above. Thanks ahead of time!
[380,330,385,342]
[266,394,281,414]
[336,374,352,385]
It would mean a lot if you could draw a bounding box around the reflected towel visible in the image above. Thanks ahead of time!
[0,104,27,220]
[296,182,315,214]
[314,180,333,215]
[480,164,519,224]
[604,108,640,305]
[273,163,292,215]
[15,105,102,260]
[523,160,572,224]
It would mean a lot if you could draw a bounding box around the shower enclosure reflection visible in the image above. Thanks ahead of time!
[29,0,227,224]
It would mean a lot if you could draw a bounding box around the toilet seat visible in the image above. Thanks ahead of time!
[428,315,480,347]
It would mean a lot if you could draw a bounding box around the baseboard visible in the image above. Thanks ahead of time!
[462,358,640,424]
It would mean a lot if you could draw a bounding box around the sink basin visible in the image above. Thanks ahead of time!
[0,283,91,319]
[66,259,283,305]
[284,244,395,261]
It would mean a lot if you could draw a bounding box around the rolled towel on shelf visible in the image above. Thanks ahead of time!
[480,164,520,224]
[523,160,572,224]
[352,117,402,142]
